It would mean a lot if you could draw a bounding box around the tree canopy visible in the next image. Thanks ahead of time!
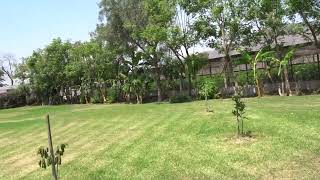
[10,0,320,105]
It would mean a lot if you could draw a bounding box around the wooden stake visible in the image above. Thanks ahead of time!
[46,114,58,180]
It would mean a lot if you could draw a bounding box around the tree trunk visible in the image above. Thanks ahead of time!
[265,61,275,90]
[283,66,292,96]
[126,93,130,104]
[179,74,183,92]
[100,86,107,103]
[156,78,162,102]
[255,78,262,97]
[49,95,53,105]
[85,95,89,104]
[1,67,14,86]
[224,55,234,88]
[125,89,131,104]
[295,79,301,95]
[139,95,143,104]
[241,118,244,135]
[187,71,192,96]
[317,54,320,80]
[266,69,275,88]
[41,96,44,106]
[223,76,228,89]
[237,115,240,136]
[290,60,294,81]
[135,93,140,104]
[299,11,319,48]
[65,87,71,104]
[278,73,285,96]
[154,62,162,102]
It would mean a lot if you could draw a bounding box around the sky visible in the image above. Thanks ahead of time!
[0,0,211,86]
[0,0,100,59]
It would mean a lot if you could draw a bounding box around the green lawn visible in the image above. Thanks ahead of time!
[0,96,320,179]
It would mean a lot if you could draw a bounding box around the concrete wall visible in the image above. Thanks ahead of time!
[220,80,320,97]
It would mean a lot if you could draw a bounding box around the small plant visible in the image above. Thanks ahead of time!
[198,78,216,112]
[232,94,247,136]
[37,114,67,180]
[37,144,67,176]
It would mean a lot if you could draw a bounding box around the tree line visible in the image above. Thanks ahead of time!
[7,0,319,105]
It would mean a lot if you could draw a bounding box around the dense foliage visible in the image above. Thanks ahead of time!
[7,0,319,106]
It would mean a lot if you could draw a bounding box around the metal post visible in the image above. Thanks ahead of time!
[46,114,58,180]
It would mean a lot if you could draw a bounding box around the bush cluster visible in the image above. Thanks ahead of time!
[0,91,26,109]
[169,94,192,103]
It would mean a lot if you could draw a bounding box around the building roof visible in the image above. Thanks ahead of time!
[0,86,17,95]
[205,34,318,60]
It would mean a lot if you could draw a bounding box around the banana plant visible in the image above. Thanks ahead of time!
[236,49,275,97]
[276,49,295,76]
[273,48,295,96]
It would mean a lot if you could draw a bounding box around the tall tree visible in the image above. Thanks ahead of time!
[66,41,116,103]
[94,0,145,102]
[98,0,175,102]
[185,0,250,88]
[25,38,72,105]
[286,0,320,47]
[247,0,292,95]
[14,58,29,84]
[0,53,17,86]
[286,0,320,79]
[165,3,201,95]
[0,69,5,87]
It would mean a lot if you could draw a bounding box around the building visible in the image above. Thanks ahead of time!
[0,86,17,96]
[199,35,320,76]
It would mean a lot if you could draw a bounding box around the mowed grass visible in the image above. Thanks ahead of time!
[0,96,320,179]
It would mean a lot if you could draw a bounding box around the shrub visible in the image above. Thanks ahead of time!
[91,90,103,104]
[197,75,224,98]
[198,77,216,112]
[107,86,118,103]
[198,78,216,97]
[293,63,318,81]
[169,94,192,103]
[0,90,26,109]
[79,95,86,104]
[234,71,255,86]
